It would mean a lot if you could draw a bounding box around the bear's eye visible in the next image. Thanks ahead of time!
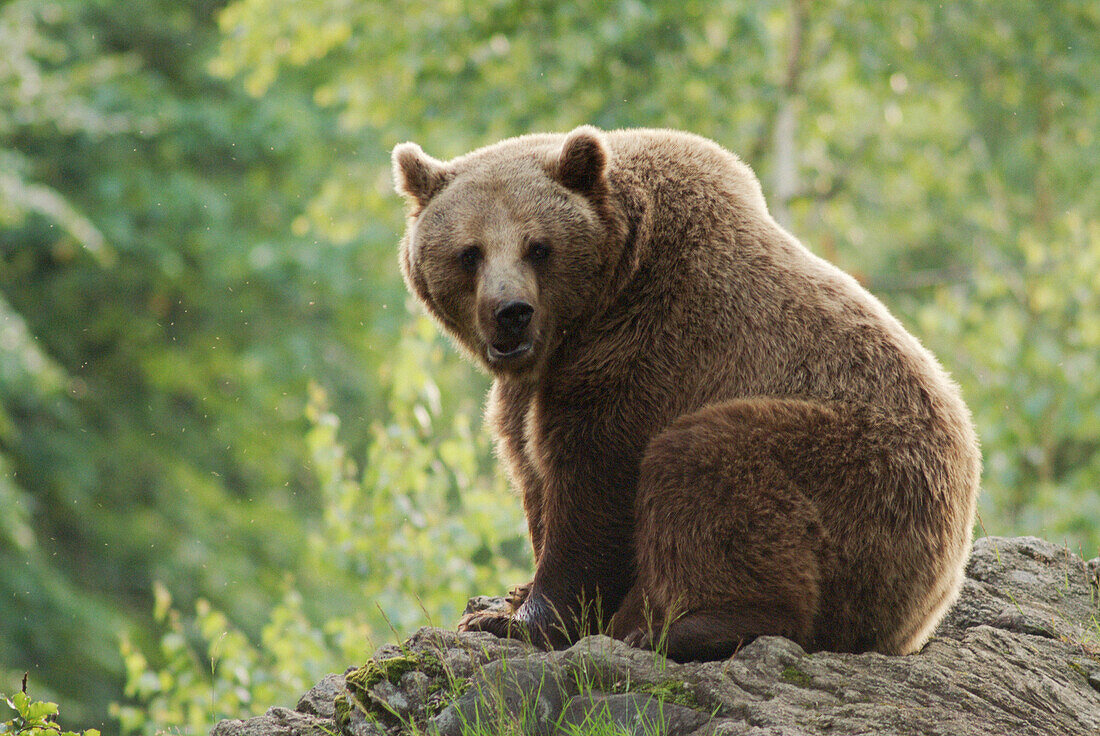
[527,240,551,264]
[458,245,482,274]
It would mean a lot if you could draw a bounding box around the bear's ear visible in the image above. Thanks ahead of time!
[554,125,610,194]
[392,142,449,208]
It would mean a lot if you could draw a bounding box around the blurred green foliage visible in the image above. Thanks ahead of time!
[0,0,1097,731]
[111,323,526,734]
[2,687,100,736]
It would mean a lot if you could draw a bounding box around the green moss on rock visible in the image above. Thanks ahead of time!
[339,650,454,728]
[347,651,446,693]
[781,665,812,688]
[333,693,351,729]
[610,678,700,709]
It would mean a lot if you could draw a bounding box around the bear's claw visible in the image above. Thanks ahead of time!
[506,582,533,610]
[457,609,525,639]
[623,627,653,650]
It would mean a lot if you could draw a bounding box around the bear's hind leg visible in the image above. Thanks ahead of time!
[633,399,834,660]
[629,605,815,662]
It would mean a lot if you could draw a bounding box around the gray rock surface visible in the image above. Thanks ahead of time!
[211,536,1100,735]
[210,706,333,736]
[557,693,709,735]
[296,673,346,718]
[431,657,572,736]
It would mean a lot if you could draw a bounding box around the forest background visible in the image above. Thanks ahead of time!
[1,0,1098,732]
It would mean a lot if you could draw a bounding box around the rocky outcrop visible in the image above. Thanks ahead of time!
[211,536,1100,735]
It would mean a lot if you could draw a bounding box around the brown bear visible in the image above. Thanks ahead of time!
[391,126,981,661]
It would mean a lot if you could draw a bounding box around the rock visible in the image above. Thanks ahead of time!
[210,706,333,736]
[1087,555,1100,589]
[210,537,1100,736]
[557,693,709,735]
[295,673,345,718]
[937,536,1097,644]
[397,670,431,714]
[463,595,510,615]
[431,656,571,736]
[553,634,675,688]
[341,708,386,736]
[682,624,1100,735]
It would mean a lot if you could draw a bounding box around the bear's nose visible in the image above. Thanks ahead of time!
[495,300,534,333]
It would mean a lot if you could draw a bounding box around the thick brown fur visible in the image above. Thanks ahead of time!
[391,127,981,660]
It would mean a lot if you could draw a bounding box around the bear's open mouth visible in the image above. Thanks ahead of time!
[487,341,533,362]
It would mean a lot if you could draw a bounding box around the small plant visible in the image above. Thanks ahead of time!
[2,678,101,736]
[554,706,654,736]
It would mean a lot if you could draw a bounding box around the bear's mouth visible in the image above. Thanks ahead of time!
[487,340,533,363]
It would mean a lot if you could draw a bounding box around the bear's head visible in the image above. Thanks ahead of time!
[392,126,629,377]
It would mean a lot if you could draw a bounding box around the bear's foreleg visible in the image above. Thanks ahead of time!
[459,454,638,646]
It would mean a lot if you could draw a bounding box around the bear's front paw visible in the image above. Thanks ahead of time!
[457,609,527,640]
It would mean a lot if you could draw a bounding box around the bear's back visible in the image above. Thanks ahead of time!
[581,130,970,430]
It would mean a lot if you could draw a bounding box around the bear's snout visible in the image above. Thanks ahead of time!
[495,300,534,334]
[486,299,535,363]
